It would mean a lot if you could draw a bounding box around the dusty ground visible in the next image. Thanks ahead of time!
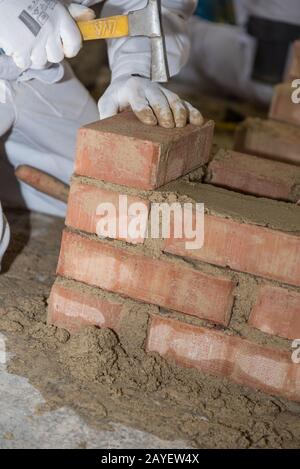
[0,209,299,449]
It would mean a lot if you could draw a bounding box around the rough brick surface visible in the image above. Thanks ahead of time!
[206,149,300,202]
[66,180,149,244]
[164,214,300,287]
[269,83,300,127]
[48,280,124,334]
[249,285,300,340]
[147,315,300,401]
[57,230,235,325]
[285,40,300,81]
[75,111,214,190]
[234,118,300,166]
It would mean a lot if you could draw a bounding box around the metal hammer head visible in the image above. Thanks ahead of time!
[128,0,170,83]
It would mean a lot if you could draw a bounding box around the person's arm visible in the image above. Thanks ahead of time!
[102,0,196,81]
[97,0,203,127]
[0,0,82,70]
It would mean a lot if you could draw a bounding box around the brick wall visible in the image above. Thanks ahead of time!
[234,40,300,168]
[48,111,300,402]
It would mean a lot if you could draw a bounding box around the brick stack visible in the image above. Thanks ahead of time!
[269,39,300,128]
[204,148,300,202]
[234,40,300,167]
[48,110,300,402]
[207,39,300,202]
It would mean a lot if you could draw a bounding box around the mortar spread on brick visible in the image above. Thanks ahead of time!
[72,173,300,233]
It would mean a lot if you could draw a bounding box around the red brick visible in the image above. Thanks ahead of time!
[269,83,300,127]
[147,315,300,401]
[66,181,149,244]
[249,285,300,340]
[206,149,300,202]
[234,118,300,166]
[164,214,300,287]
[285,40,300,81]
[75,111,214,190]
[57,230,235,325]
[47,281,124,334]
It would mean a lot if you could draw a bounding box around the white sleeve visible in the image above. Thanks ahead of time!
[234,0,300,27]
[101,0,197,81]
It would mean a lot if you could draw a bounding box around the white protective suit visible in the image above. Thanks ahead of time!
[0,0,198,268]
[174,0,300,104]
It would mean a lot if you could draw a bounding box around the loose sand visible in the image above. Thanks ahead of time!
[0,210,299,449]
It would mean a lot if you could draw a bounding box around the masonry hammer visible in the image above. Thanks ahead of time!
[76,0,170,83]
[15,165,70,204]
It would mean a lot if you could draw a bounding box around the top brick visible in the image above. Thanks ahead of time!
[75,111,214,190]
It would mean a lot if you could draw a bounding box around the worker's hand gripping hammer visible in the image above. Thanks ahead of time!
[70,0,170,83]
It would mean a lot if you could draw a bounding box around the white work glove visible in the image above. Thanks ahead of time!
[67,2,96,21]
[0,0,82,70]
[98,76,204,128]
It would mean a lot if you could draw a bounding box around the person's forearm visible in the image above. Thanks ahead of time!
[103,0,197,81]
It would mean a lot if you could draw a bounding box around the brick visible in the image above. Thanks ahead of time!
[285,40,300,81]
[66,180,149,244]
[164,178,300,233]
[206,149,300,202]
[269,83,300,127]
[147,315,300,401]
[75,111,214,190]
[249,285,300,340]
[57,230,235,326]
[164,214,300,287]
[234,118,300,166]
[48,280,124,334]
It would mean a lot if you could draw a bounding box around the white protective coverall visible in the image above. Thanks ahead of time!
[175,0,300,104]
[0,0,199,268]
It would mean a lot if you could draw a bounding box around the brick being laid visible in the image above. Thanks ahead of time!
[75,111,214,190]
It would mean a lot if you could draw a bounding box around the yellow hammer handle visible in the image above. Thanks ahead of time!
[77,16,129,40]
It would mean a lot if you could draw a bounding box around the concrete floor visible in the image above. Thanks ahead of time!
[0,211,190,449]
[0,346,188,449]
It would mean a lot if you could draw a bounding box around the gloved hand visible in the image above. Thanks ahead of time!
[98,76,204,128]
[0,0,82,70]
[68,2,96,21]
